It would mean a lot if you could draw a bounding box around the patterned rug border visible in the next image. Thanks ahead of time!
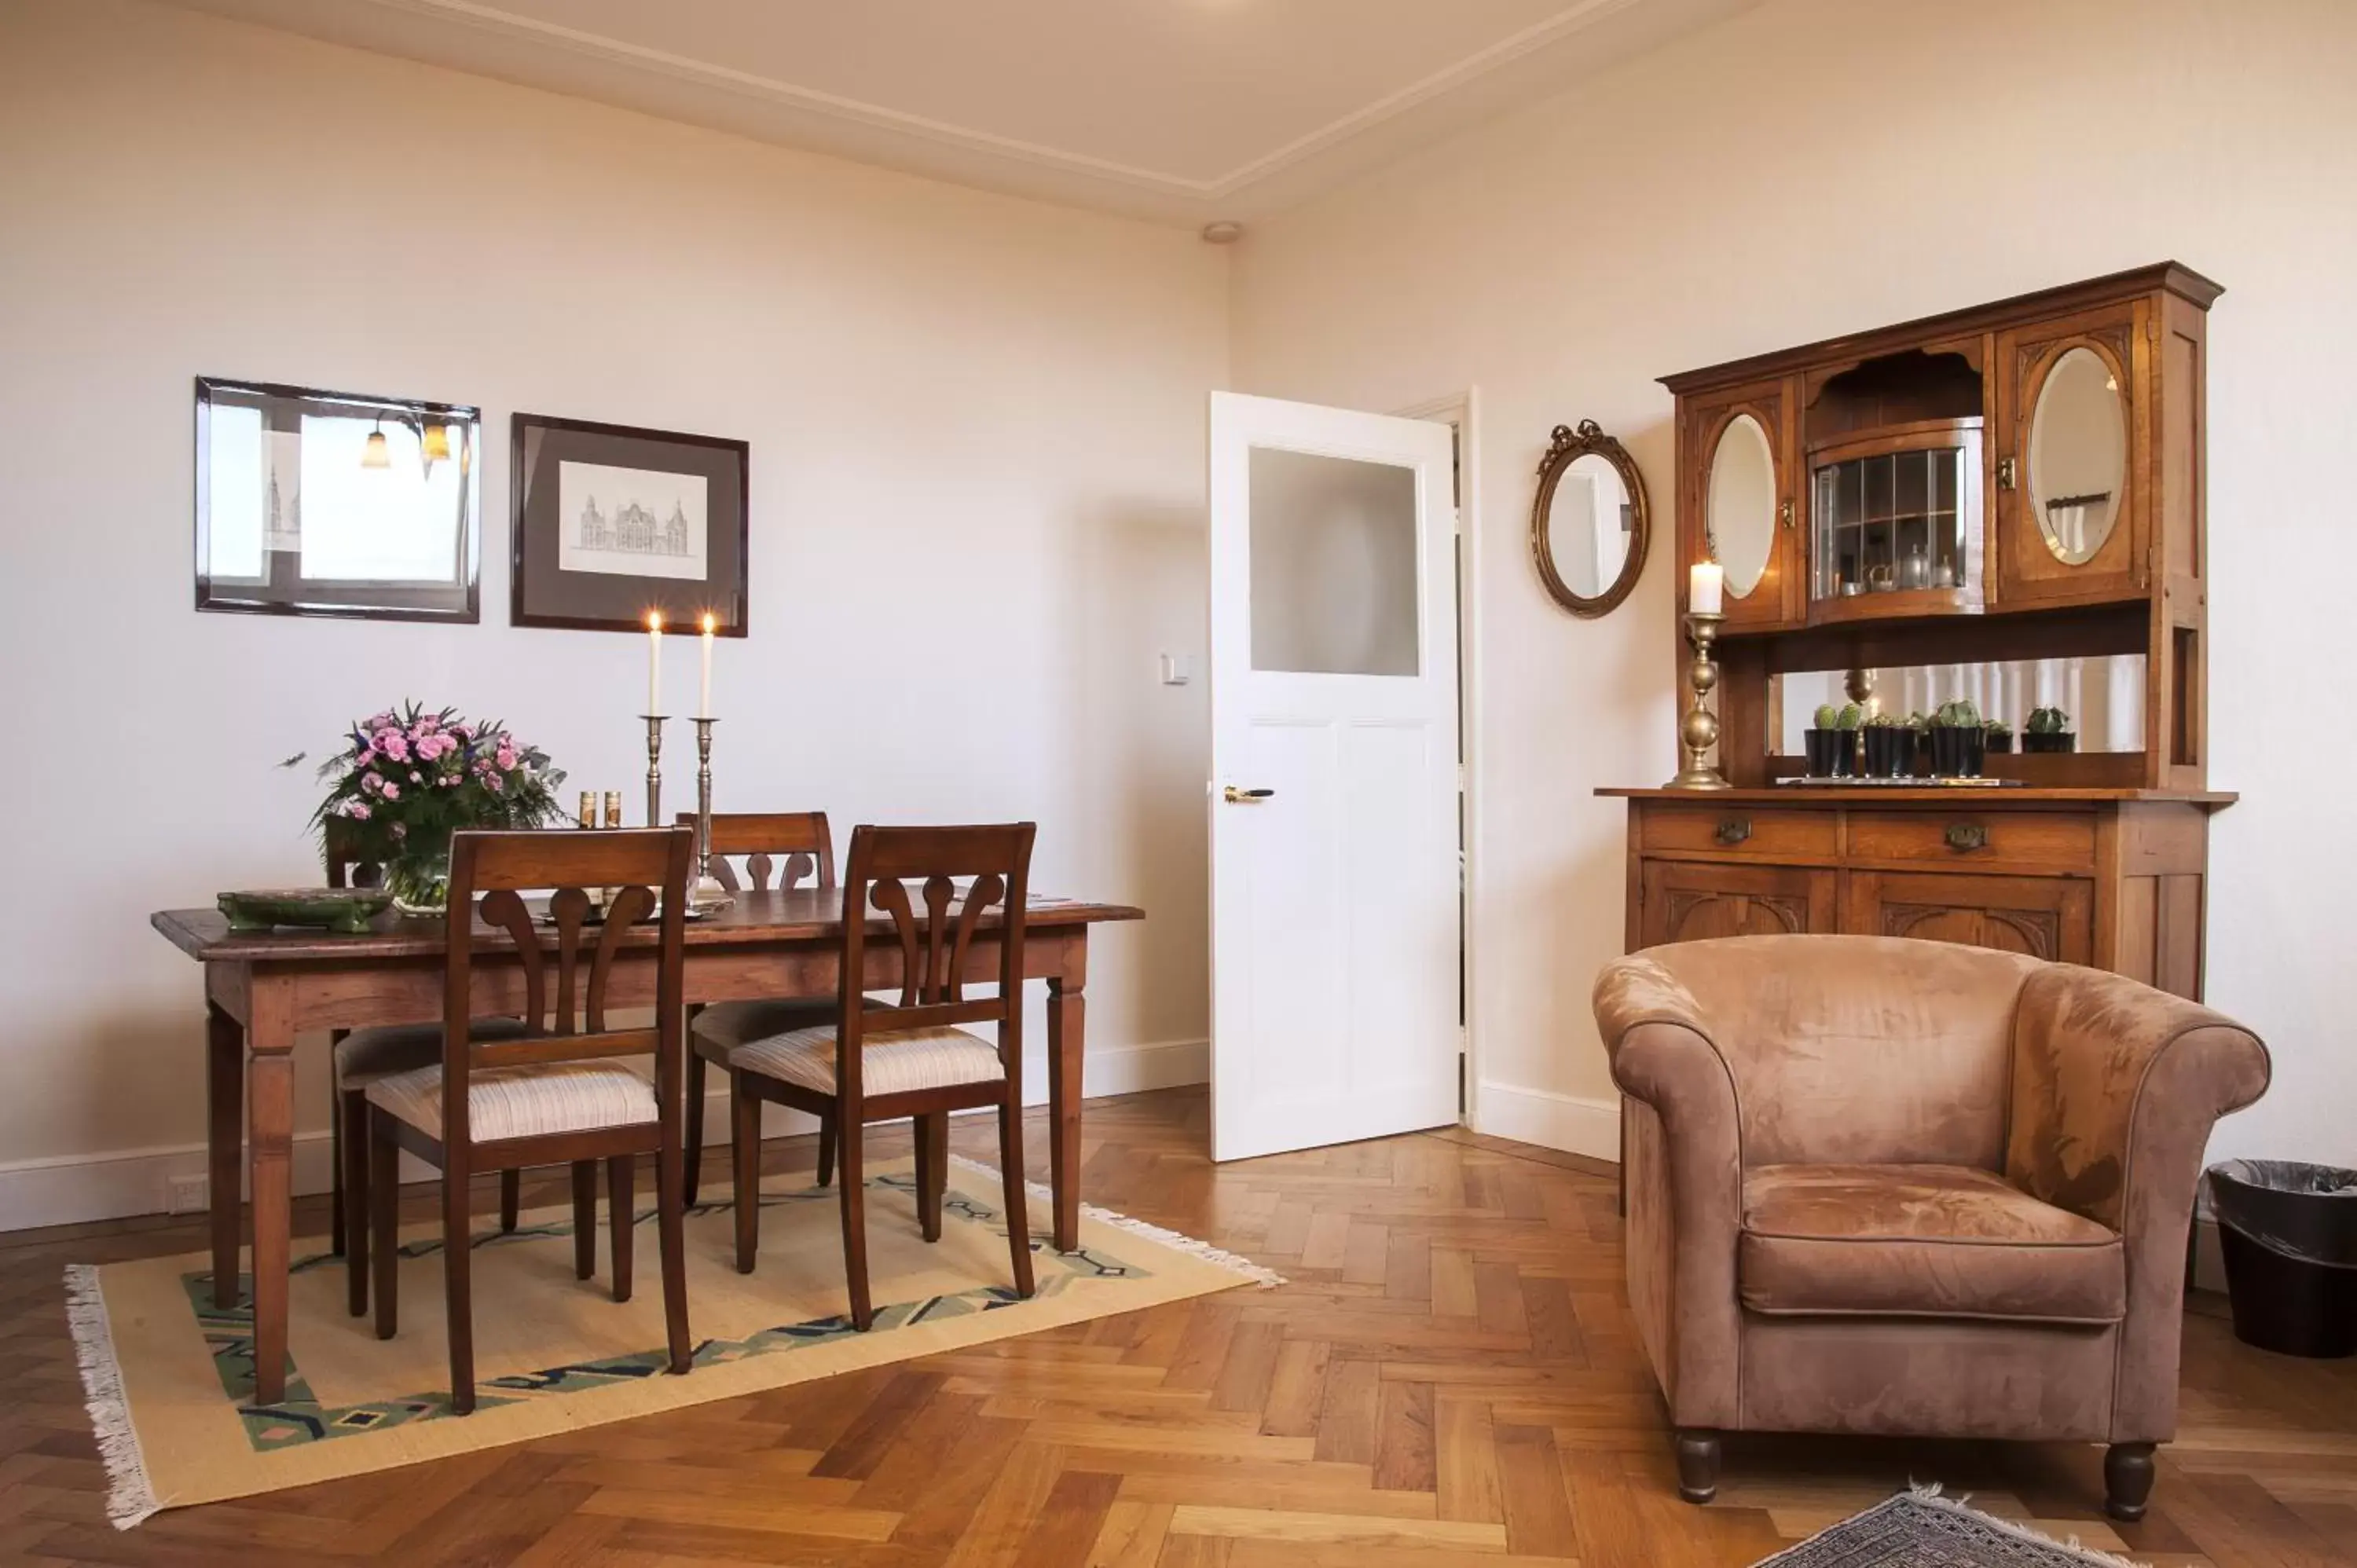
[67,1161,1281,1530]
[1758,1485,2150,1568]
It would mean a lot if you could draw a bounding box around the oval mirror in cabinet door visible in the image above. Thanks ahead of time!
[1707,413,1777,599]
[2029,346,2127,566]
[1531,420,1649,617]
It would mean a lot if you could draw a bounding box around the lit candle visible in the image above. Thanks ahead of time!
[698,612,716,719]
[1689,560,1724,615]
[646,610,663,713]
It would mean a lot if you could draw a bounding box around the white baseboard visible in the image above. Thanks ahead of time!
[1475,1079,1621,1162]
[0,1038,1209,1234]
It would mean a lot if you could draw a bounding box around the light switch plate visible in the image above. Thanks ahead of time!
[1159,652,1194,687]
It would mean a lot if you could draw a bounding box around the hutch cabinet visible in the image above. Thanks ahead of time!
[1607,264,2230,1006]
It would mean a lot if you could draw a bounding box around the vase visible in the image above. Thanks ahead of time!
[386,841,453,918]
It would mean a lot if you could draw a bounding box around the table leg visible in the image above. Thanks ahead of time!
[206,1003,244,1310]
[1046,969,1085,1253]
[245,993,297,1407]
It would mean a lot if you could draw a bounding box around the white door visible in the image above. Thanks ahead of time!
[1208,391,1461,1163]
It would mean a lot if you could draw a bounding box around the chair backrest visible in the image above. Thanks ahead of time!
[442,826,695,1149]
[838,823,1036,1101]
[1637,934,2039,1171]
[677,810,835,892]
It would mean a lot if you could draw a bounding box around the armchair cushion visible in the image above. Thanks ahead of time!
[1739,1163,2125,1324]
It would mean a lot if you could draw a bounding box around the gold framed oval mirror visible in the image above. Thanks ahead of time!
[1531,420,1650,617]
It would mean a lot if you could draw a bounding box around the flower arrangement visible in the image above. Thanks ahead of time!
[312,702,566,912]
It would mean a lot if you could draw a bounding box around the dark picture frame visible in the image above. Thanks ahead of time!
[509,412,749,636]
[195,376,482,624]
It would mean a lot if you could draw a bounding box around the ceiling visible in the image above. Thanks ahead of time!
[160,0,1754,226]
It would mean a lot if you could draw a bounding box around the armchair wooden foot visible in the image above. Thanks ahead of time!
[1674,1430,1721,1504]
[2105,1442,2157,1522]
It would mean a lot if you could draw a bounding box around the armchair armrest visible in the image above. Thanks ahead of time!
[2007,965,2270,1442]
[1593,956,1743,1429]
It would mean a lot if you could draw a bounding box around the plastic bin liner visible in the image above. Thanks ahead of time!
[2201,1160,2357,1265]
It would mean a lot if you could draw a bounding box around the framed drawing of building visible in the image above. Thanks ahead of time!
[510,413,749,635]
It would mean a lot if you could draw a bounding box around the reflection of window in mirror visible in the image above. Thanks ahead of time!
[1775,657,2146,753]
[196,378,480,621]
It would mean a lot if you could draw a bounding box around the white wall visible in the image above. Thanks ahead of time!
[0,0,1226,1221]
[1233,0,2357,1165]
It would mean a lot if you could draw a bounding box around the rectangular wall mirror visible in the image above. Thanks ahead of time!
[196,377,481,621]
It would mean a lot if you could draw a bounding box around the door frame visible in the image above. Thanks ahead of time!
[1392,389,1483,1135]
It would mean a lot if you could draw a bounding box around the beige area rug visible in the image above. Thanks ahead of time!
[68,1156,1277,1527]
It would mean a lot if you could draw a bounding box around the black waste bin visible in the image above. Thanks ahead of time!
[2203,1160,2357,1358]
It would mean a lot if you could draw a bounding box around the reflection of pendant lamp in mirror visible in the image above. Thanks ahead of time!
[361,418,391,470]
[421,421,452,463]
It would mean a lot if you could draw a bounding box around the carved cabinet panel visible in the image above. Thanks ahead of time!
[1841,870,2094,965]
[1639,860,1836,948]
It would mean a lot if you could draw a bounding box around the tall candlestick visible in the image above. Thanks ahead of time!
[698,612,716,719]
[692,716,730,908]
[1664,611,1731,790]
[646,610,663,713]
[1689,560,1724,615]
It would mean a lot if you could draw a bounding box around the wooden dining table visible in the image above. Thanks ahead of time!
[151,887,1143,1406]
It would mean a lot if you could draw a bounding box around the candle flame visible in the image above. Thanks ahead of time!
[702,612,717,635]
[647,610,663,632]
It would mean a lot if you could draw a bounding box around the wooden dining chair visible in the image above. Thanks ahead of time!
[324,823,523,1318]
[709,822,1038,1329]
[676,811,849,1202]
[362,826,696,1414]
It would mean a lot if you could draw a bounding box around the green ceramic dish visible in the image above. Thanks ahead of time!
[218,887,393,936]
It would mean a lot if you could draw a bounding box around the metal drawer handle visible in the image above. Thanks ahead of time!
[1944,822,1989,852]
[1714,818,1753,846]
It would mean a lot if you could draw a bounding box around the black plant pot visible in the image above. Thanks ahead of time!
[1930,725,1986,779]
[1802,728,1857,778]
[1985,731,2014,754]
[1911,730,1934,776]
[1859,728,1904,779]
[2022,731,2077,753]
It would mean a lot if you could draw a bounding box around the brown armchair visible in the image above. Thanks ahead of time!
[1594,935,2267,1521]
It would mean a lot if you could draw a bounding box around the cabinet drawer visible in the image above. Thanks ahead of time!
[1846,810,2096,872]
[1640,805,1837,860]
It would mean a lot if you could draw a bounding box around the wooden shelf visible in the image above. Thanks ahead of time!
[1597,786,2236,805]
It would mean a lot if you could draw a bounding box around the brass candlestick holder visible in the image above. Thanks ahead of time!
[641,715,667,828]
[1664,610,1731,790]
[691,717,731,910]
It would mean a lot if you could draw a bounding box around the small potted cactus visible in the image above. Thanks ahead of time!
[1930,698,1987,778]
[1983,717,2014,754]
[1803,702,1863,777]
[1861,711,1909,778]
[2023,705,2076,753]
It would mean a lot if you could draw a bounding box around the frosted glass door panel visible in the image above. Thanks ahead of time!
[1248,446,1419,676]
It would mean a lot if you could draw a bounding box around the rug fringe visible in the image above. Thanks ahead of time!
[63,1264,161,1530]
[1901,1485,2154,1568]
[948,1156,1286,1288]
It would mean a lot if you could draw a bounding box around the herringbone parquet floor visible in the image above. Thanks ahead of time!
[0,1088,2351,1566]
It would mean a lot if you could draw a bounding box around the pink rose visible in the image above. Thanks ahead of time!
[494,745,518,771]
[485,773,504,792]
[347,802,372,820]
[381,781,401,800]
[375,729,409,763]
[361,772,383,793]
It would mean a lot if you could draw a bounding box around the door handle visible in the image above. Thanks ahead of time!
[1222,787,1275,804]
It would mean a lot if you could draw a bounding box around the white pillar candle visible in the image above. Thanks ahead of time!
[698,613,716,719]
[1689,560,1724,614]
[646,610,663,713]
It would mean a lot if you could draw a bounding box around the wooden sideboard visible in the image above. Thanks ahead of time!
[1606,786,2232,998]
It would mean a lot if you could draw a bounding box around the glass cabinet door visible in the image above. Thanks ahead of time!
[1807,424,1981,614]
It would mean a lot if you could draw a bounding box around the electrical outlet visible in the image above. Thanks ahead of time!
[165,1174,208,1215]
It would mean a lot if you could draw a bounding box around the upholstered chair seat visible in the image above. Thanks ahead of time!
[1739,1163,2124,1323]
[366,1060,658,1143]
[720,1024,1005,1098]
[1594,933,2269,1523]
[691,997,884,1062]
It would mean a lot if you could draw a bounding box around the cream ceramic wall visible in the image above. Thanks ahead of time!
[1233,0,2357,1163]
[0,0,1225,1220]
